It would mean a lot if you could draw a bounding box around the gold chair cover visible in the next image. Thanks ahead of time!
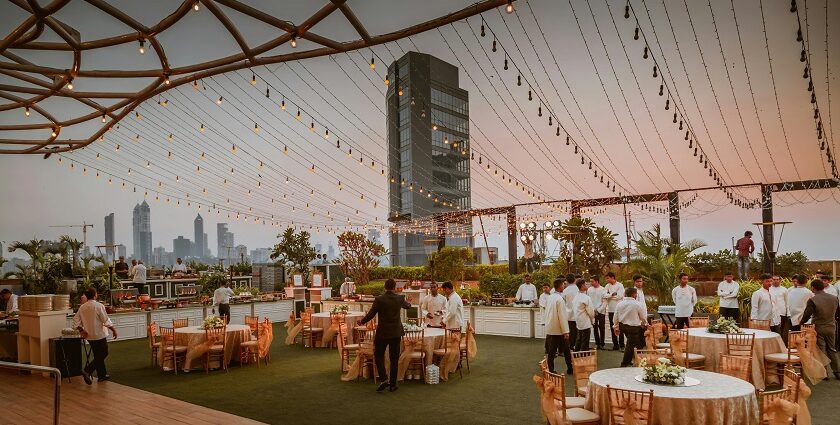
[186,327,225,364]
[793,329,830,384]
[341,334,374,381]
[258,319,273,359]
[533,375,564,425]
[284,311,302,345]
[614,398,642,425]
[397,337,423,381]
[669,331,686,367]
[321,314,342,346]
[466,322,478,359]
[439,331,462,381]
[764,398,799,425]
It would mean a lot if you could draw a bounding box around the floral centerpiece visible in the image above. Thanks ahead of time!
[402,322,422,332]
[202,315,225,330]
[707,317,743,334]
[639,358,686,385]
[331,304,349,314]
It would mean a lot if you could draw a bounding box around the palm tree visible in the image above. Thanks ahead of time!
[59,235,83,270]
[629,224,706,304]
[8,238,43,261]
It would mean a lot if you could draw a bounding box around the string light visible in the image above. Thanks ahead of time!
[505,1,514,14]
[290,36,297,48]
[138,39,145,54]
[24,106,30,117]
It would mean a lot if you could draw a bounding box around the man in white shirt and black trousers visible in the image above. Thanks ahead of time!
[751,273,781,333]
[561,274,579,351]
[770,275,790,339]
[572,279,594,351]
[717,272,740,320]
[672,273,697,329]
[73,288,117,384]
[604,272,625,350]
[213,281,235,323]
[588,275,607,350]
[544,278,572,374]
[614,287,648,367]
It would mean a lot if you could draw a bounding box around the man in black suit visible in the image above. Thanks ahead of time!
[357,278,411,392]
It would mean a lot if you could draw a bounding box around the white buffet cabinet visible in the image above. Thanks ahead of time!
[64,300,294,342]
[471,306,535,338]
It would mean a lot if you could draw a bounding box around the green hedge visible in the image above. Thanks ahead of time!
[356,280,386,296]
[369,266,425,281]
[478,270,561,297]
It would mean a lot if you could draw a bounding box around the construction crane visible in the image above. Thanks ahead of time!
[49,221,94,249]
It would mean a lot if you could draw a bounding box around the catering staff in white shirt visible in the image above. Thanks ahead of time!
[213,281,235,323]
[770,275,790,337]
[420,282,447,327]
[787,274,814,331]
[132,260,147,294]
[538,284,552,310]
[1,289,18,315]
[561,274,580,349]
[572,279,595,351]
[672,273,698,329]
[614,287,648,367]
[751,273,781,332]
[604,272,625,350]
[717,272,741,320]
[73,287,117,384]
[173,257,188,274]
[588,276,607,350]
[339,277,356,298]
[544,278,571,373]
[515,274,538,304]
[632,275,646,309]
[440,281,465,330]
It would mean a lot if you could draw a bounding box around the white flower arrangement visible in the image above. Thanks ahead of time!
[202,315,225,330]
[639,357,687,385]
[402,322,422,332]
[331,304,349,314]
[707,317,743,334]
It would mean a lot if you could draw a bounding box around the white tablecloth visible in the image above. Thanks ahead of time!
[312,312,365,346]
[160,324,251,370]
[686,328,786,389]
[585,367,758,425]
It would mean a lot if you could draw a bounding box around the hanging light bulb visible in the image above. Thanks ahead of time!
[296,109,301,120]
[138,39,145,54]
[51,127,58,138]
[216,96,223,104]
[199,123,205,133]
[505,1,514,14]
[384,76,390,86]
[101,114,107,123]
[24,106,30,117]
[251,72,257,85]
[370,56,375,70]
[398,87,404,96]
[164,74,171,85]
[653,66,658,78]
[66,78,73,90]
[324,128,329,139]
[231,144,237,154]
[643,46,648,59]
[634,27,639,40]
[290,36,297,48]
[624,4,630,19]
[281,98,286,110]
[193,1,199,11]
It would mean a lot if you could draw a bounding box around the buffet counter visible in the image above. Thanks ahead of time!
[63,299,293,342]
[470,306,537,338]
[119,275,252,299]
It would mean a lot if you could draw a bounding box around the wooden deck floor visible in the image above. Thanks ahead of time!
[0,370,265,425]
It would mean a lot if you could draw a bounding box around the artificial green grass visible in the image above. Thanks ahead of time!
[105,324,840,424]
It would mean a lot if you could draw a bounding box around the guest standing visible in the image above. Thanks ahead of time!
[420,282,447,327]
[770,275,790,338]
[717,272,741,320]
[588,276,607,350]
[788,275,814,332]
[212,281,235,323]
[672,273,697,329]
[73,288,117,384]
[132,260,147,294]
[562,274,579,351]
[515,274,538,303]
[800,279,840,380]
[735,230,754,280]
[572,279,594,351]
[604,272,625,350]
[633,275,646,308]
[614,287,647,367]
[441,281,465,330]
[544,279,571,373]
[357,278,411,392]
[751,273,781,333]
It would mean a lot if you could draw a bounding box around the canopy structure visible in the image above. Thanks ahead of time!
[0,0,511,155]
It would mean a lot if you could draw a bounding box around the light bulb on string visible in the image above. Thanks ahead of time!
[138,39,145,54]
[251,72,257,85]
[505,1,514,13]
[290,36,297,48]
[216,96,223,105]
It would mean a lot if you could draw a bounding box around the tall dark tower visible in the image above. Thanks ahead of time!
[193,214,204,258]
[386,51,472,266]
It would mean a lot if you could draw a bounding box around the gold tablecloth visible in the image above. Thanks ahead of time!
[585,367,759,425]
[686,328,786,389]
[312,312,365,346]
[159,325,251,370]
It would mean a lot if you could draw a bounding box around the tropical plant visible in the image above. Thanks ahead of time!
[553,217,621,275]
[427,247,473,282]
[8,238,44,262]
[59,235,83,271]
[188,260,210,272]
[337,231,387,285]
[270,227,317,285]
[629,224,706,304]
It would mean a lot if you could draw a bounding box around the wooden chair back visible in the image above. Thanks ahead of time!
[757,388,794,425]
[634,348,669,367]
[172,318,189,328]
[403,329,424,344]
[160,326,175,343]
[440,328,461,355]
[800,323,815,332]
[245,315,259,329]
[571,350,598,393]
[688,316,709,328]
[649,319,665,344]
[749,319,771,331]
[782,368,801,404]
[606,385,654,425]
[538,357,548,372]
[719,353,751,382]
[148,322,159,347]
[725,333,756,357]
[301,310,313,325]
[405,317,422,327]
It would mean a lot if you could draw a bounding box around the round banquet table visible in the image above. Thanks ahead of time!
[311,311,365,346]
[160,324,251,370]
[686,327,786,389]
[585,367,759,425]
[379,327,447,380]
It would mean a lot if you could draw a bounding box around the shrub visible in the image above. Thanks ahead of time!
[369,266,425,281]
[355,280,386,296]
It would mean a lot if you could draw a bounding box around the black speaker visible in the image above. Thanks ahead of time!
[50,337,82,378]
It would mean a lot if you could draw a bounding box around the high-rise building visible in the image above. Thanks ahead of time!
[203,233,209,257]
[116,244,126,259]
[132,201,152,263]
[387,52,472,266]
[104,213,115,261]
[327,244,336,261]
[193,214,204,258]
[173,236,191,261]
[250,248,272,264]
[234,244,248,263]
[217,223,234,265]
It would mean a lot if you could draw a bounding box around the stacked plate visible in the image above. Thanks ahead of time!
[52,294,71,311]
[18,295,33,311]
[33,295,53,311]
